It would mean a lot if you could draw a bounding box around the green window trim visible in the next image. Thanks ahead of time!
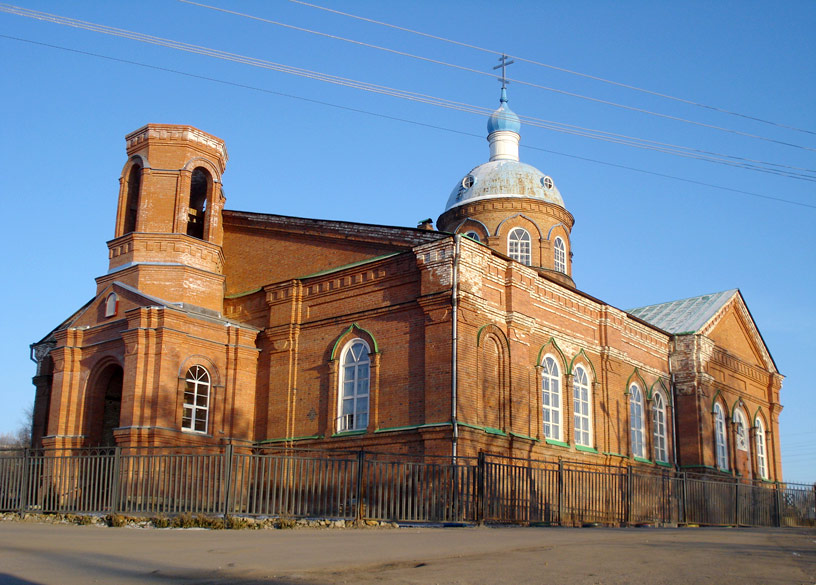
[655,460,673,468]
[575,445,599,454]
[634,456,652,464]
[603,451,627,458]
[546,439,571,449]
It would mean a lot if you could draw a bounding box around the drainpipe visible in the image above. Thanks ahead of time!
[451,235,461,464]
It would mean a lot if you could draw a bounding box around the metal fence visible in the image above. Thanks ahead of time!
[0,446,813,527]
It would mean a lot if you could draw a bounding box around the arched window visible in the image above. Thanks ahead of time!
[464,231,481,242]
[652,392,669,464]
[541,355,562,441]
[734,408,749,454]
[629,384,645,458]
[123,163,141,234]
[338,339,370,432]
[183,365,210,433]
[573,365,592,447]
[713,402,729,471]
[508,227,531,266]
[554,236,566,273]
[187,167,210,240]
[755,417,768,480]
[104,292,119,318]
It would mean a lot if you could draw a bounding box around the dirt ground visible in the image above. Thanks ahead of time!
[0,521,814,585]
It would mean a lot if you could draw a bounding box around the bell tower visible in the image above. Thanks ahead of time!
[97,124,228,313]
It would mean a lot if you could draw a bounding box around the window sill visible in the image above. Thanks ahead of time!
[603,451,627,458]
[332,430,367,438]
[575,445,598,454]
[634,456,652,464]
[545,439,570,449]
[655,460,673,468]
[181,429,211,437]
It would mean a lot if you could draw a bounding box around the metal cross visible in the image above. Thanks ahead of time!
[493,54,515,89]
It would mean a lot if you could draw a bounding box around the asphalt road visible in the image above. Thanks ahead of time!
[0,521,814,585]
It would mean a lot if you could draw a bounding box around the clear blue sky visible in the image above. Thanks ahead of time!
[1,1,813,480]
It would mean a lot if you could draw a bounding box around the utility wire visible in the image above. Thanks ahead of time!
[2,4,812,183]
[182,0,816,154]
[287,0,816,137]
[2,33,814,211]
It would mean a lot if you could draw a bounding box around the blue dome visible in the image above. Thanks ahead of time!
[486,88,521,135]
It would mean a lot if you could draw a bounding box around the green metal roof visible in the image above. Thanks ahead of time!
[628,289,738,335]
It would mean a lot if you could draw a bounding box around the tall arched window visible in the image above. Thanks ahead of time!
[541,355,562,441]
[713,402,729,471]
[734,408,749,454]
[183,365,210,433]
[187,167,210,240]
[652,392,669,464]
[573,365,592,447]
[508,227,531,266]
[338,339,370,432]
[123,163,142,234]
[755,417,768,480]
[629,384,645,458]
[554,236,566,273]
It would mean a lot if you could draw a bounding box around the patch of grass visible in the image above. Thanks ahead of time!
[106,513,127,527]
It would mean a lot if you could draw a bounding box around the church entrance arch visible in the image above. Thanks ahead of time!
[94,364,123,447]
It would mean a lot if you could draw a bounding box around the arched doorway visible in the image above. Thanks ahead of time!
[96,364,123,447]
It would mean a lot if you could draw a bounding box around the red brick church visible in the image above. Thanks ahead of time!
[30,89,783,481]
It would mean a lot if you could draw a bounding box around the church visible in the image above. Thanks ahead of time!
[30,87,784,482]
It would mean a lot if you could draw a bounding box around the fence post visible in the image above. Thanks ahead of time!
[775,482,783,527]
[18,448,30,516]
[625,466,633,526]
[477,452,486,524]
[355,450,365,521]
[557,459,563,527]
[680,472,687,525]
[733,480,739,526]
[222,444,234,520]
[110,447,121,515]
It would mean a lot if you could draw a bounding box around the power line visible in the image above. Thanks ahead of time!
[287,0,816,138]
[182,0,816,154]
[2,4,812,183]
[3,33,814,211]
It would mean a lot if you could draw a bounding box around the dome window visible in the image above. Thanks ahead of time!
[541,176,553,190]
[464,231,481,242]
[462,175,475,190]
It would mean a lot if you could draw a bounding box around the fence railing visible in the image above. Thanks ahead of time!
[0,447,813,527]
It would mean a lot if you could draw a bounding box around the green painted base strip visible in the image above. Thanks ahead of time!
[257,435,323,444]
[458,422,508,436]
[634,456,653,464]
[655,461,673,468]
[375,423,451,434]
[575,445,599,454]
[546,439,571,449]
[509,432,539,442]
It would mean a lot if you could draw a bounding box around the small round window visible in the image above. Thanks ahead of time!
[462,175,475,189]
[541,176,553,190]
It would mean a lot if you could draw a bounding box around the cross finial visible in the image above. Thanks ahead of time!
[493,54,515,90]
